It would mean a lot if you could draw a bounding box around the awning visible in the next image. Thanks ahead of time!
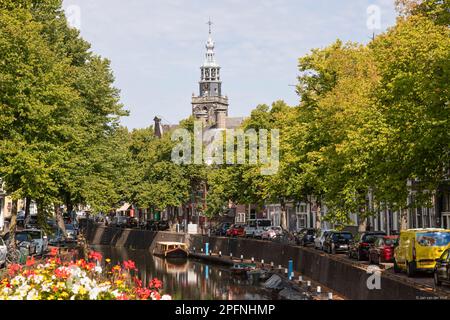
[117,203,131,212]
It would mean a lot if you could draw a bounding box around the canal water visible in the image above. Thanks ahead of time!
[92,245,273,300]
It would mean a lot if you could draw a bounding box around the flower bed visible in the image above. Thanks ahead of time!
[0,248,171,300]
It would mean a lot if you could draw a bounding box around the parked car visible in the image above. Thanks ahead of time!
[126,217,139,229]
[142,220,157,231]
[261,226,283,240]
[368,235,399,264]
[25,215,39,229]
[46,219,56,229]
[212,222,231,236]
[244,219,272,238]
[226,224,246,237]
[64,224,78,240]
[323,231,353,254]
[296,228,317,247]
[24,229,48,256]
[434,248,450,287]
[112,216,129,228]
[348,231,386,261]
[394,228,450,277]
[0,238,7,268]
[2,232,37,256]
[17,211,26,228]
[155,220,170,231]
[314,230,334,250]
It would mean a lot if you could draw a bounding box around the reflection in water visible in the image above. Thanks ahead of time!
[92,245,272,300]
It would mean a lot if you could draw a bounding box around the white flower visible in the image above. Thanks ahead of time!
[89,287,100,300]
[161,295,172,300]
[94,266,102,274]
[72,284,81,295]
[26,289,38,300]
[111,290,120,298]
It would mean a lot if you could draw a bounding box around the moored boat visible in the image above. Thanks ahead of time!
[153,242,189,259]
[231,263,257,275]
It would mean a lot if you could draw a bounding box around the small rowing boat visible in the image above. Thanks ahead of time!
[153,242,189,259]
[231,263,257,275]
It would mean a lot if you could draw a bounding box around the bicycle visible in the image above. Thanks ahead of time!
[6,244,27,265]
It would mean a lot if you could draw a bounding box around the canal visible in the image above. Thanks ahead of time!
[92,245,273,300]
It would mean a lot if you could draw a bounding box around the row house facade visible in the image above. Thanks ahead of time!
[232,185,450,235]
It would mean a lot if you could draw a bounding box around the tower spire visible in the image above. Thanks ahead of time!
[207,18,213,35]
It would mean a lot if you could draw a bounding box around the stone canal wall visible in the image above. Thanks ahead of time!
[85,224,441,300]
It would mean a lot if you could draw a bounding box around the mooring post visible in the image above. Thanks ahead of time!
[288,260,293,280]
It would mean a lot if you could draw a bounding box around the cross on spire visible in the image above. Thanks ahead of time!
[207,18,213,34]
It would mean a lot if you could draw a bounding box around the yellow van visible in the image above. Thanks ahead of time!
[394,229,450,277]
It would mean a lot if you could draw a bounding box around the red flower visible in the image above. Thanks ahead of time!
[76,259,87,268]
[133,276,142,288]
[23,269,36,277]
[54,267,70,279]
[136,287,151,300]
[149,278,162,290]
[26,256,35,267]
[88,251,102,262]
[8,264,22,277]
[116,293,129,300]
[151,291,161,300]
[123,260,137,271]
[50,247,59,256]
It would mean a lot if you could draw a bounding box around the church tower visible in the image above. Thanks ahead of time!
[192,20,229,128]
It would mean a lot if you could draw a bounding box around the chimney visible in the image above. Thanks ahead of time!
[154,116,163,138]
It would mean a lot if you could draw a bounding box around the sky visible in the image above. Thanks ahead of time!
[62,0,397,129]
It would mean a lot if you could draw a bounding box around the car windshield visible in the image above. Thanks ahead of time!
[333,233,352,241]
[362,234,385,243]
[16,233,29,242]
[416,232,450,247]
[27,231,42,240]
[258,220,272,227]
[384,238,398,246]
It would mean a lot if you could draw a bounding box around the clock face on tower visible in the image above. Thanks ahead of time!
[203,83,210,92]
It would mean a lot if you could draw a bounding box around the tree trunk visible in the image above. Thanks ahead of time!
[55,204,67,239]
[358,215,367,233]
[315,198,322,230]
[400,207,408,231]
[280,200,288,230]
[24,196,31,222]
[9,199,18,249]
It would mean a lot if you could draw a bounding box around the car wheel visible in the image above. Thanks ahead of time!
[434,271,442,287]
[406,261,416,277]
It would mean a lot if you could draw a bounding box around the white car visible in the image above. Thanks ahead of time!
[245,219,272,238]
[24,229,48,256]
[0,238,7,267]
[261,226,283,240]
[314,230,334,250]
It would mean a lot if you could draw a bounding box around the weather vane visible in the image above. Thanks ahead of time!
[207,18,213,34]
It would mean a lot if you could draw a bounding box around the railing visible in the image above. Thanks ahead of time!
[191,96,228,104]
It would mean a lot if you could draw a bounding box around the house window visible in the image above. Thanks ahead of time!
[297,214,307,229]
[236,212,246,224]
[250,209,256,220]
